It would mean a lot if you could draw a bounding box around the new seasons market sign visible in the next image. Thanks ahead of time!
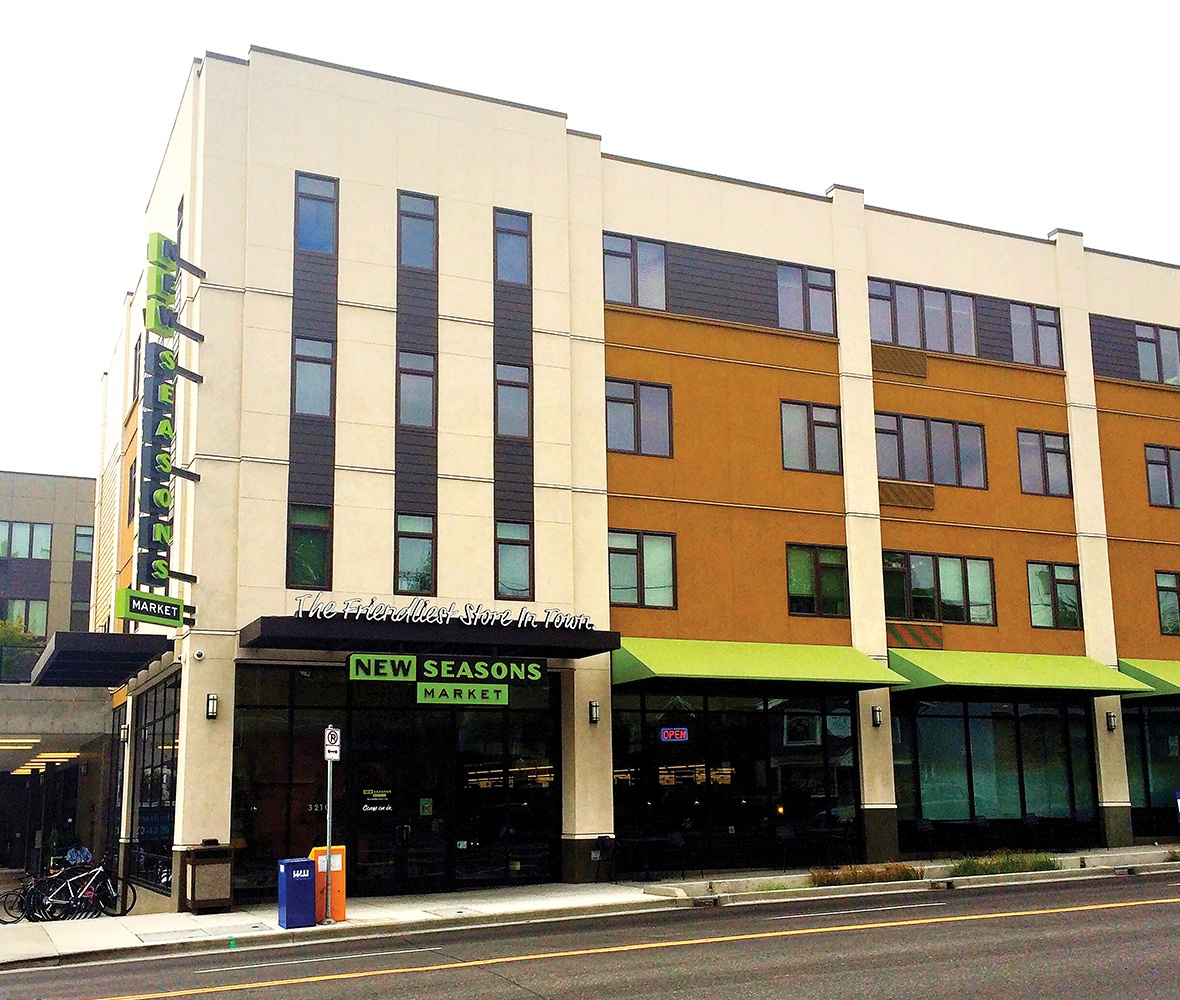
[294,594,597,631]
[348,653,546,706]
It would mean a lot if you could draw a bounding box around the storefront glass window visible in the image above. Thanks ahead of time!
[916,714,970,820]
[1144,706,1180,810]
[1019,703,1071,819]
[128,671,181,893]
[1124,712,1148,809]
[968,707,1021,819]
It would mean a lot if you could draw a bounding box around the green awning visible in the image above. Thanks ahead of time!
[888,649,1153,693]
[612,638,907,687]
[1118,659,1180,699]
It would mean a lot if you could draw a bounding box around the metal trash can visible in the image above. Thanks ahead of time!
[181,842,234,913]
[277,858,317,929]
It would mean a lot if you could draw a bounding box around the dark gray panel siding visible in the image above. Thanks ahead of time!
[394,429,437,515]
[494,439,534,522]
[288,417,336,505]
[1090,314,1141,381]
[0,559,52,602]
[71,561,90,603]
[396,263,439,516]
[665,243,779,329]
[975,296,1013,363]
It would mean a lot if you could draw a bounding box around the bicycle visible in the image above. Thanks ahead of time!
[0,862,136,922]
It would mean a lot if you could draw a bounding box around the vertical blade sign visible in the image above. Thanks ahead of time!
[138,233,180,586]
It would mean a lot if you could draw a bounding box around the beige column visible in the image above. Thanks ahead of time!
[560,654,614,880]
[829,185,897,860]
[1050,228,1130,846]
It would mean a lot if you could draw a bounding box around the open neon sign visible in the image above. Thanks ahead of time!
[659,728,688,742]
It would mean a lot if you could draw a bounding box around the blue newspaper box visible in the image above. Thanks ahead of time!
[277,858,316,929]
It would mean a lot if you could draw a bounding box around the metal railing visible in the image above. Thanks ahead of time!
[0,644,43,684]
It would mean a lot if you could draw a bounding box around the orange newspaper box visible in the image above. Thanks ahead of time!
[308,845,345,921]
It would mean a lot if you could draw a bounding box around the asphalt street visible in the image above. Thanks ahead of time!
[3,875,1178,1000]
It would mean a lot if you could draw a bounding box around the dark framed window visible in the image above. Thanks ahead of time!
[606,379,672,457]
[132,336,142,403]
[883,551,996,625]
[1010,304,1062,368]
[603,234,666,310]
[1018,430,1072,496]
[295,173,337,254]
[74,525,93,561]
[127,460,137,526]
[70,601,90,632]
[1157,571,1180,636]
[0,521,51,560]
[395,514,435,595]
[869,279,976,356]
[778,265,835,336]
[398,191,437,271]
[1027,561,1082,630]
[1146,445,1180,508]
[494,210,531,285]
[781,401,841,473]
[287,505,331,590]
[786,545,849,617]
[495,521,533,600]
[495,364,531,439]
[608,531,675,608]
[397,352,436,428]
[293,338,334,417]
[2,598,48,637]
[128,671,181,893]
[875,412,986,488]
[1135,323,1180,386]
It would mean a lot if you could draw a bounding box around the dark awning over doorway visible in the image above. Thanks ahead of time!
[30,631,175,687]
[239,616,620,660]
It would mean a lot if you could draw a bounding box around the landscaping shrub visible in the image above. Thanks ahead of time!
[808,862,924,887]
[946,853,1061,877]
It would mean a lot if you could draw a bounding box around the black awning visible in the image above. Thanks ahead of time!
[30,631,175,687]
[239,616,620,660]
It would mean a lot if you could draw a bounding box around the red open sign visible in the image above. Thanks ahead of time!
[660,727,689,742]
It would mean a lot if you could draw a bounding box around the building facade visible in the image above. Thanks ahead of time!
[33,47,1180,911]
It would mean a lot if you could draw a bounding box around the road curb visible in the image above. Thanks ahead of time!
[0,895,687,972]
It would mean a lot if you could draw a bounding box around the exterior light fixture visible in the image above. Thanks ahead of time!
[206,693,219,720]
[588,700,601,725]
[119,724,129,742]
[871,706,883,727]
[1106,711,1117,732]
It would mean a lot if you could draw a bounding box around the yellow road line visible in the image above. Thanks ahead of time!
[84,896,1180,1000]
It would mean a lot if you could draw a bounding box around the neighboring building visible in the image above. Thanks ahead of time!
[18,47,1180,913]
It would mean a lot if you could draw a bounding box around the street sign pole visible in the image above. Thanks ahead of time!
[322,725,341,925]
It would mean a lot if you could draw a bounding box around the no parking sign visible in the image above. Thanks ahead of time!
[324,726,341,761]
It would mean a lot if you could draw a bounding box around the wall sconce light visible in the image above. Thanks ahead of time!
[206,693,219,720]
[119,724,129,743]
[871,706,883,728]
[588,700,601,725]
[1106,711,1117,732]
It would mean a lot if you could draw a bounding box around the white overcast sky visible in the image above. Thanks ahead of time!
[2,0,1177,478]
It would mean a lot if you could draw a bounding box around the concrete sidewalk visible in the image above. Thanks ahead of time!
[2,845,1177,970]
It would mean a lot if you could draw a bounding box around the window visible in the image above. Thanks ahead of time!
[1157,572,1180,636]
[0,521,51,560]
[398,192,437,270]
[295,173,337,254]
[875,412,986,488]
[1017,430,1072,496]
[1136,324,1180,386]
[495,364,531,439]
[883,551,995,625]
[494,210,531,285]
[495,522,533,600]
[777,265,835,335]
[395,515,435,595]
[132,336,142,403]
[293,338,334,417]
[605,379,672,457]
[786,545,849,617]
[603,234,666,310]
[127,460,137,525]
[869,280,976,356]
[608,531,675,608]
[397,352,436,428]
[781,401,841,473]
[74,526,93,561]
[1010,304,1062,368]
[70,601,90,632]
[287,506,331,590]
[128,671,181,893]
[1027,562,1082,629]
[3,599,48,637]
[1146,445,1180,508]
